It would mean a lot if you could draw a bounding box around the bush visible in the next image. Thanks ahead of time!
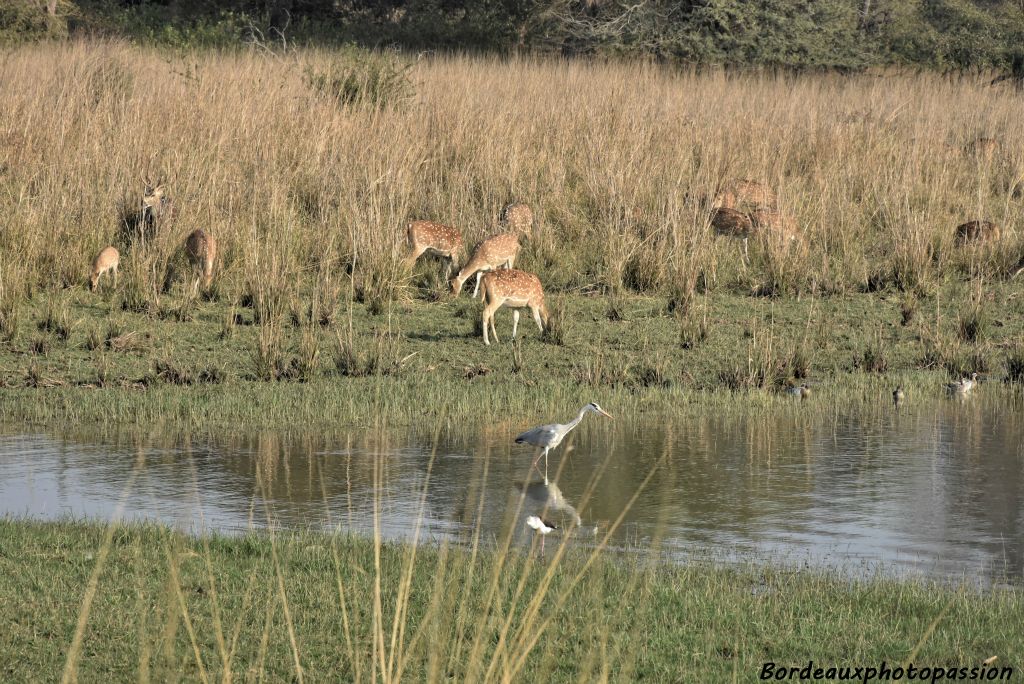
[304,47,413,109]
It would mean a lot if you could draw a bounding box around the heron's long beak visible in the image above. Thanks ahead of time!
[598,408,614,420]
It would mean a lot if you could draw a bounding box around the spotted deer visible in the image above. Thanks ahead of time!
[955,220,1001,246]
[711,207,755,258]
[141,178,175,229]
[479,269,548,346]
[404,220,464,278]
[90,246,120,291]
[749,208,799,244]
[499,202,534,235]
[964,137,998,162]
[450,232,521,297]
[713,179,777,211]
[184,229,217,294]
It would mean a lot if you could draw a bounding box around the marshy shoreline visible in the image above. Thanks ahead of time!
[2,284,1023,429]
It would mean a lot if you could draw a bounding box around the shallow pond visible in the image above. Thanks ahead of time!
[2,394,1022,583]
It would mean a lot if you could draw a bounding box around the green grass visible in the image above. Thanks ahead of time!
[3,279,1024,428]
[0,519,1019,682]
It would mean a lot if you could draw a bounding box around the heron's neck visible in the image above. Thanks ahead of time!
[566,406,589,430]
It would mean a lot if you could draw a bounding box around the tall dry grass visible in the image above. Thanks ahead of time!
[1,40,1023,310]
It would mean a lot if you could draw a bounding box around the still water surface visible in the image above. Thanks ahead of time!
[2,396,1022,583]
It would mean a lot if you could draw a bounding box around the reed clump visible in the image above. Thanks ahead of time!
[1005,346,1024,384]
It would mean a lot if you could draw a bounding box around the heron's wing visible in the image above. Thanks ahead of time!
[515,424,560,445]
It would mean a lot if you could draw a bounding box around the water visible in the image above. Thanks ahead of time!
[2,396,1022,584]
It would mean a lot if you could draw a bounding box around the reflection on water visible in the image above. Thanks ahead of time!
[1,393,1022,583]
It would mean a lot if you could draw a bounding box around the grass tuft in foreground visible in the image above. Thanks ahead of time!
[0,519,1019,682]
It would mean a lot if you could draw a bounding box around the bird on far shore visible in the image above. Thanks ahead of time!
[946,372,979,397]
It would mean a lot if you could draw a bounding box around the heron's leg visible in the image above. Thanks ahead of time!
[512,310,520,340]
[530,447,544,474]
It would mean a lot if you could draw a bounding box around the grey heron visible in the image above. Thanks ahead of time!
[514,402,613,481]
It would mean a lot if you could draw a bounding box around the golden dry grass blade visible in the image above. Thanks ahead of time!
[60,453,144,684]
[164,544,211,684]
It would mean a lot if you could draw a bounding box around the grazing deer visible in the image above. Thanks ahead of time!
[955,220,1001,246]
[479,269,548,346]
[90,246,120,291]
[184,229,217,294]
[404,220,464,278]
[714,179,777,211]
[450,232,520,297]
[499,202,534,235]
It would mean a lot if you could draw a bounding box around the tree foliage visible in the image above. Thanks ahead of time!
[3,0,1023,75]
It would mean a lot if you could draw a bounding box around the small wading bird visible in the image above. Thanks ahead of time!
[893,386,905,410]
[526,515,556,552]
[786,384,811,400]
[515,403,613,482]
[946,372,979,397]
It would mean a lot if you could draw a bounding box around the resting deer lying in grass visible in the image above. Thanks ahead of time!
[90,246,119,291]
[404,220,464,278]
[714,179,777,211]
[964,137,998,162]
[955,220,1001,246]
[450,232,521,297]
[184,229,216,294]
[712,206,798,259]
[749,208,799,244]
[499,202,534,234]
[480,269,548,345]
[711,207,754,258]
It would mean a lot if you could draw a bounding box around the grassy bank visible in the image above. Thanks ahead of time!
[3,282,1024,428]
[0,519,1019,682]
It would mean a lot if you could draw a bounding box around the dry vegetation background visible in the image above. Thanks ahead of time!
[1,40,1023,319]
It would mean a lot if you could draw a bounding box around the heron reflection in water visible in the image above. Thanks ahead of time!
[515,478,584,555]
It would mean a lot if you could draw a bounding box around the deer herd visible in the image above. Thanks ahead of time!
[90,137,1008,344]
